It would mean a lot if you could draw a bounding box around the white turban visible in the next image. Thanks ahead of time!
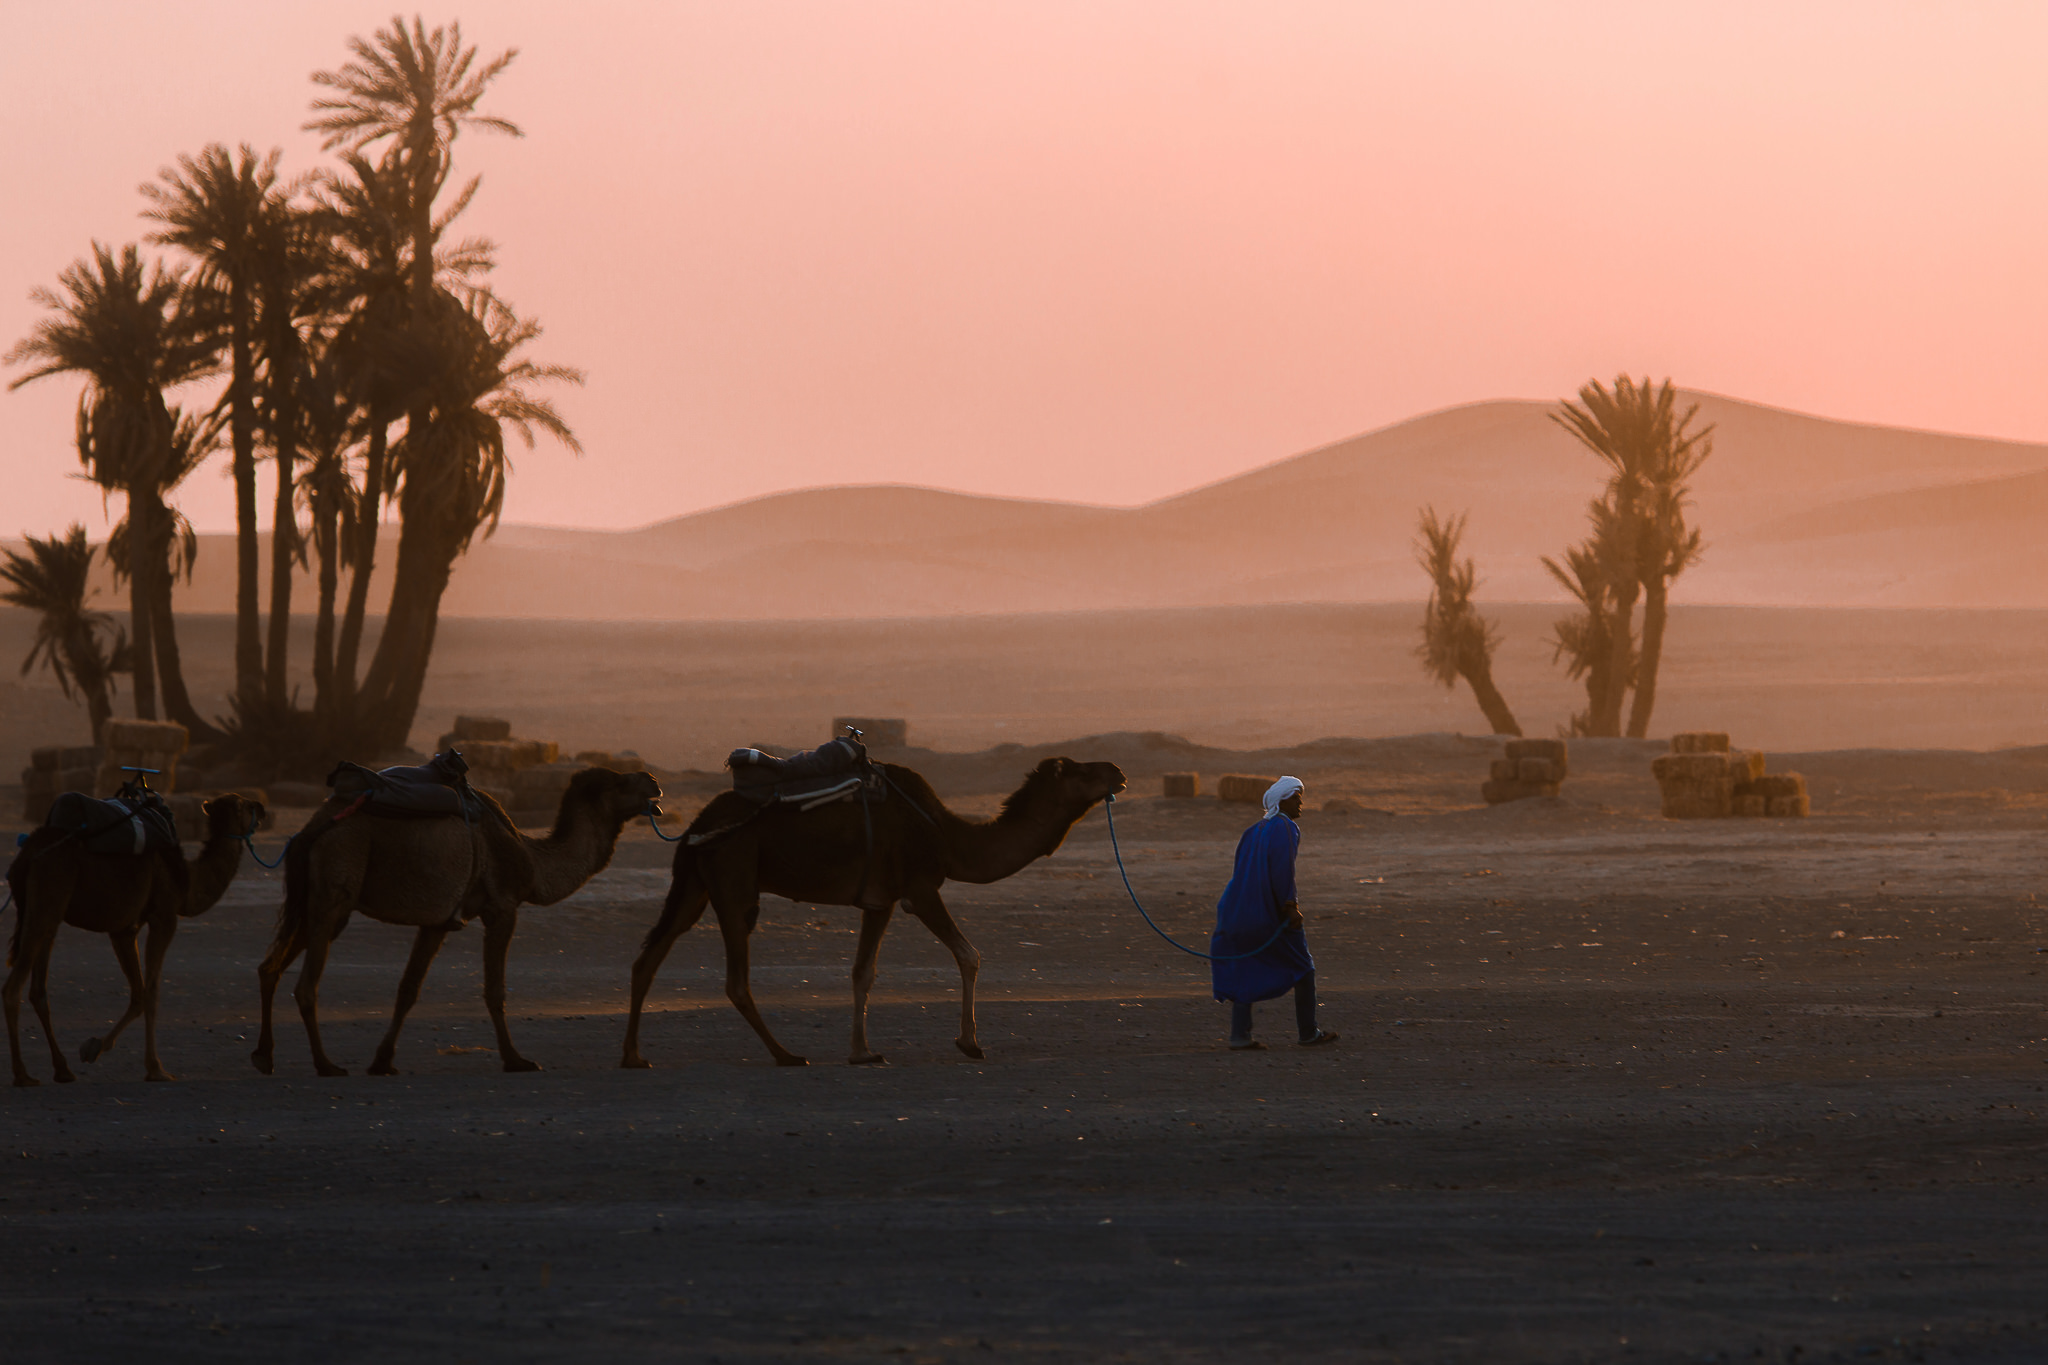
[1262,775,1304,820]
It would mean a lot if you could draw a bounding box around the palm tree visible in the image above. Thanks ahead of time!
[1549,376,1713,737]
[6,243,215,725]
[355,287,581,749]
[0,525,129,741]
[308,21,519,747]
[291,346,360,722]
[102,405,226,741]
[1413,507,1520,737]
[140,143,284,715]
[1542,513,1629,738]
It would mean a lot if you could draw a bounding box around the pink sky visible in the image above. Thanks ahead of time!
[4,1,2046,537]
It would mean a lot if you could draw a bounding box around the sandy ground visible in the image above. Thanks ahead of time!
[3,739,2046,1363]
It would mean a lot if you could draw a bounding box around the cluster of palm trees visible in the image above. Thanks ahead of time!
[1414,375,1713,739]
[2,16,579,767]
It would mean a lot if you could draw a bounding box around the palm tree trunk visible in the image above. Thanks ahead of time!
[355,505,441,748]
[230,303,262,713]
[1626,578,1669,740]
[1595,584,1637,737]
[312,502,338,723]
[265,398,298,710]
[125,489,158,722]
[1459,655,1521,737]
[333,418,386,719]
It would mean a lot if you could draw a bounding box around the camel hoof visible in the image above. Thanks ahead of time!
[53,1068,76,1084]
[80,1037,105,1063]
[315,1064,349,1078]
[620,1056,653,1070]
[502,1057,542,1073]
[13,1074,39,1088]
[775,1054,811,1067]
[367,1061,398,1077]
[848,1053,887,1066]
[146,1071,174,1083]
[251,1051,274,1076]
[955,1039,986,1061]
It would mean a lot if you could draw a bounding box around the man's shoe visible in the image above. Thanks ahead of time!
[1298,1028,1339,1047]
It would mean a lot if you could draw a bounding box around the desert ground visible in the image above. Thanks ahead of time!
[4,702,2047,1362]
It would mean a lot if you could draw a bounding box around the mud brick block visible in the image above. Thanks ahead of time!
[1161,772,1200,798]
[1653,752,1736,782]
[1751,773,1807,799]
[1216,774,1276,804]
[1729,749,1767,783]
[1733,793,1768,818]
[452,716,512,742]
[1517,757,1562,784]
[1767,792,1811,818]
[1661,778,1733,819]
[1489,758,1518,783]
[1504,738,1569,776]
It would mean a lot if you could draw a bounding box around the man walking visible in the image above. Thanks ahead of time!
[1211,776,1338,1050]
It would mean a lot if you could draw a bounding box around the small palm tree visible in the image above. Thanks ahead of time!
[1414,507,1520,737]
[141,142,286,714]
[1550,376,1713,737]
[6,243,214,724]
[0,525,129,741]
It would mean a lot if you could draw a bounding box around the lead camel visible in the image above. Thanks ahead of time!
[620,756,1126,1068]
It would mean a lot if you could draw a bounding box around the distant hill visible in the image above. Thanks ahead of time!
[36,391,2048,618]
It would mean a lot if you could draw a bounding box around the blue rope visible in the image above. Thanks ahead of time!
[1102,793,1288,962]
[646,803,684,842]
[241,834,290,870]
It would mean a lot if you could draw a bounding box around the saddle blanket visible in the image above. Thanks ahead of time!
[727,737,877,808]
[326,750,479,820]
[42,790,180,857]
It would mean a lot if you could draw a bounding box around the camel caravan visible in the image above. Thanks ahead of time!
[5,724,1125,1085]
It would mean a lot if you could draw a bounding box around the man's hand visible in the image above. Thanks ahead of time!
[1281,901,1303,930]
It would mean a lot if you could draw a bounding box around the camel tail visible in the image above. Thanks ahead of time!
[640,844,700,955]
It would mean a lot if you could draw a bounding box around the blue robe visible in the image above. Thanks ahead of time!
[1210,815,1316,1003]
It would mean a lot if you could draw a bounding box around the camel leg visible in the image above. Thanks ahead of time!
[480,909,540,1073]
[82,929,147,1064]
[848,902,896,1065]
[620,876,710,1069]
[906,888,985,1061]
[714,893,806,1067]
[292,911,351,1078]
[138,917,177,1082]
[367,926,447,1076]
[250,919,308,1076]
[5,913,67,1087]
[28,949,75,1084]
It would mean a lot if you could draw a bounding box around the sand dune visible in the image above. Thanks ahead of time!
[29,390,2048,619]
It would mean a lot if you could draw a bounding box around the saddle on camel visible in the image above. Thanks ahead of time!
[252,749,661,1078]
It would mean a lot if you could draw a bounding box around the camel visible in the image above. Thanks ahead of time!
[5,793,266,1086]
[620,755,1126,1068]
[251,765,661,1078]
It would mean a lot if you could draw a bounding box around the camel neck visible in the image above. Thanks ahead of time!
[936,790,1093,885]
[183,829,246,917]
[522,803,628,906]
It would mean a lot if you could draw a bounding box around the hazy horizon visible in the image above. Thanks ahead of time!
[6,2,2048,541]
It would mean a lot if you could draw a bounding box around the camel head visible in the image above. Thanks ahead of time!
[1020,756,1127,812]
[202,792,267,843]
[564,765,665,828]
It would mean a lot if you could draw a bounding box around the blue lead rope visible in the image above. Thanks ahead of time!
[1102,793,1288,962]
[646,804,684,842]
[241,834,290,870]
